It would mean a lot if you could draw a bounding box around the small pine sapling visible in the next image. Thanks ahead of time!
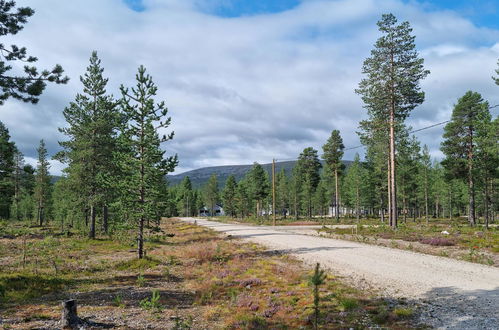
[309,263,327,329]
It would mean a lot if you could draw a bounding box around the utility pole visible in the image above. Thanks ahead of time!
[272,158,276,226]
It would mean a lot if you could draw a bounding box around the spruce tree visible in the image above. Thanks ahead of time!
[441,91,490,226]
[0,1,68,105]
[296,147,322,218]
[56,52,120,238]
[0,121,15,218]
[322,130,344,221]
[118,65,177,258]
[34,139,50,226]
[222,175,237,217]
[356,13,429,228]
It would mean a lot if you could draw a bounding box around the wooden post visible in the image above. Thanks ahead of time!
[272,158,276,226]
[61,299,78,328]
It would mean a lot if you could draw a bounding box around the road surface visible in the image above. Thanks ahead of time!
[180,218,499,329]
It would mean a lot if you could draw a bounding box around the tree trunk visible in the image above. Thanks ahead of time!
[138,216,144,259]
[61,299,78,329]
[89,205,96,239]
[389,110,397,228]
[424,168,429,224]
[102,205,109,234]
[356,183,360,222]
[468,167,475,226]
[335,169,340,222]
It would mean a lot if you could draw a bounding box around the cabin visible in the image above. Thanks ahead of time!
[199,204,225,216]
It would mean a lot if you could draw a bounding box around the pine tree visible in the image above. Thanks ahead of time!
[222,175,237,217]
[475,115,498,228]
[0,121,15,219]
[248,163,269,217]
[177,176,193,216]
[118,65,177,258]
[56,52,120,238]
[204,174,219,216]
[34,139,50,226]
[276,169,289,218]
[235,179,250,218]
[296,147,322,218]
[0,1,68,105]
[356,13,429,228]
[420,145,431,223]
[344,153,366,221]
[322,130,344,221]
[441,91,490,226]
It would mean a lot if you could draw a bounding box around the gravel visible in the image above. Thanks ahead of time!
[182,218,499,330]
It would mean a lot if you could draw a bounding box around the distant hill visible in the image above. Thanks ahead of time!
[167,160,352,188]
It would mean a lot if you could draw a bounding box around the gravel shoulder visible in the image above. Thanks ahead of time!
[181,217,499,329]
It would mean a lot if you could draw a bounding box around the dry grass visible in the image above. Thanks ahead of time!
[0,218,420,329]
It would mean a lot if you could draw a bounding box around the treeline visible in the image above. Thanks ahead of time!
[0,53,177,258]
[168,14,498,228]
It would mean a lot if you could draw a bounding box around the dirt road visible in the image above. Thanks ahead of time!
[180,218,499,329]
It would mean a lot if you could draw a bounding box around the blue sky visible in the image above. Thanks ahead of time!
[124,0,499,28]
[1,0,498,174]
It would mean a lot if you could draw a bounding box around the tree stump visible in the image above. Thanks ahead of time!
[61,299,78,328]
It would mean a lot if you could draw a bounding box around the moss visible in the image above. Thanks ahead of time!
[0,273,71,306]
[115,256,161,271]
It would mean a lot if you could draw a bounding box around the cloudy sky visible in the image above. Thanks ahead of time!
[0,0,498,175]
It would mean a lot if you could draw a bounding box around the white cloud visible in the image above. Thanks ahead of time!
[0,0,498,176]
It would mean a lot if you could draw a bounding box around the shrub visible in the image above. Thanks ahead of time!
[393,307,413,318]
[139,289,162,312]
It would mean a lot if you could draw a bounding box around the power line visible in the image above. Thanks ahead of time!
[276,105,499,160]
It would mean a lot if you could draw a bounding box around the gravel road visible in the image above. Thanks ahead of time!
[181,218,499,329]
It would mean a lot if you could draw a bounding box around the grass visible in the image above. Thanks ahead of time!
[0,218,419,329]
[316,218,498,266]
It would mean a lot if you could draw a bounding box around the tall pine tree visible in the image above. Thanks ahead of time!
[356,13,429,228]
[322,130,344,221]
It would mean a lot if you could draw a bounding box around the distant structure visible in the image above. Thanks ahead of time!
[199,204,225,216]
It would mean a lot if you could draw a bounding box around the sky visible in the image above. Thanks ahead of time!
[0,0,498,175]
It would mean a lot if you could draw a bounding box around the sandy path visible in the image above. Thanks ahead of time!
[180,218,499,329]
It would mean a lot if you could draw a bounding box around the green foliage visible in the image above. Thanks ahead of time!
[296,147,322,218]
[115,256,161,271]
[203,174,219,216]
[0,1,68,105]
[139,289,162,312]
[222,175,237,217]
[117,65,178,258]
[56,52,120,237]
[172,315,193,330]
[0,121,15,219]
[309,263,327,329]
[247,163,269,217]
[441,91,491,225]
[33,140,51,226]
